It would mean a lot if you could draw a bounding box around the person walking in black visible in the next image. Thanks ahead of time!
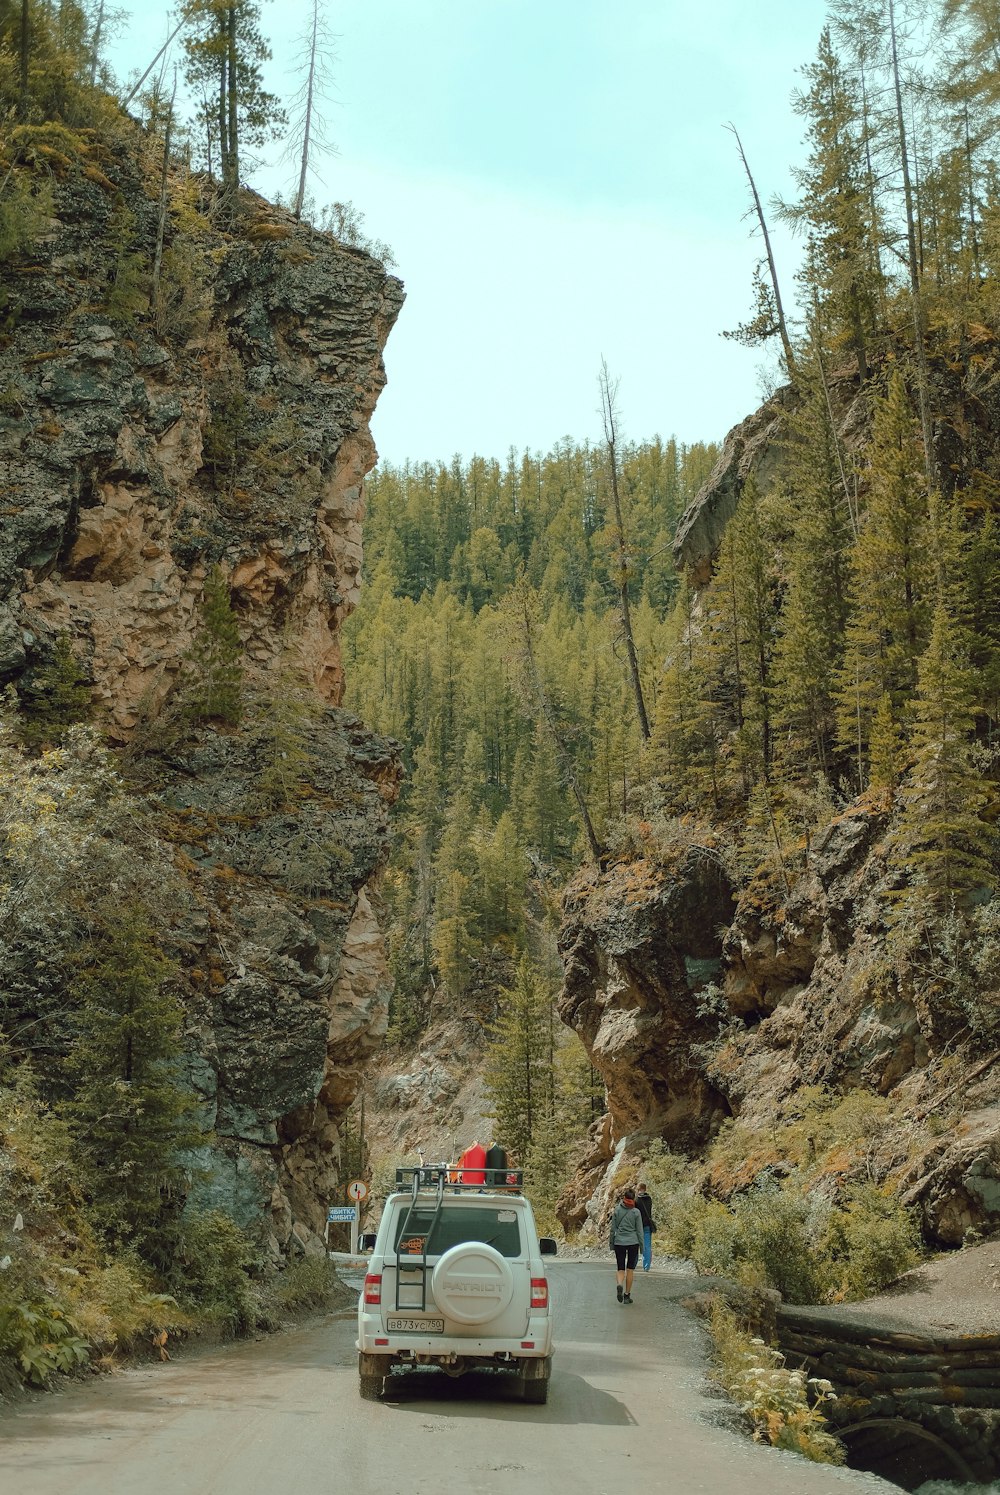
[609,1188,644,1303]
[635,1182,655,1271]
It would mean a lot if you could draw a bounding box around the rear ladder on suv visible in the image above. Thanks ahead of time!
[392,1167,445,1312]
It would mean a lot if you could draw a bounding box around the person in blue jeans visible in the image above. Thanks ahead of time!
[635,1182,654,1271]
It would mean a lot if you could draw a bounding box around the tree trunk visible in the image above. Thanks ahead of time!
[89,0,105,86]
[217,14,229,184]
[18,0,29,119]
[151,72,178,305]
[293,0,319,219]
[726,123,796,377]
[226,3,239,192]
[889,0,935,487]
[599,360,651,740]
[122,16,188,111]
[963,100,982,282]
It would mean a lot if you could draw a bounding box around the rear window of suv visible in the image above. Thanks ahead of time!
[391,1204,523,1259]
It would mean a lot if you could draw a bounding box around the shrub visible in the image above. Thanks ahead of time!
[0,170,54,264]
[165,1211,270,1335]
[181,567,243,725]
[66,1258,187,1356]
[706,1297,844,1464]
[732,1183,828,1304]
[16,633,91,752]
[687,1198,743,1276]
[271,1257,351,1314]
[0,1295,90,1387]
[822,1184,919,1300]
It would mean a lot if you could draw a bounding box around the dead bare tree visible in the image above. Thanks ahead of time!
[725,122,797,378]
[122,13,188,111]
[598,359,650,741]
[287,0,339,220]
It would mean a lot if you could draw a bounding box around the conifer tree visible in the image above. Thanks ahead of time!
[700,478,774,793]
[834,370,932,774]
[184,565,244,724]
[781,27,883,376]
[966,513,1000,733]
[17,633,91,753]
[430,789,477,994]
[651,577,715,807]
[501,579,603,865]
[62,903,203,1252]
[869,691,907,791]
[471,809,526,942]
[430,871,474,997]
[482,955,552,1162]
[771,360,852,774]
[182,0,286,197]
[888,596,993,913]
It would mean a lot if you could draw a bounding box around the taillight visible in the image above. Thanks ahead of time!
[363,1273,382,1305]
[530,1277,548,1310]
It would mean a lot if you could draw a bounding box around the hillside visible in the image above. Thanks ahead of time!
[0,5,402,1383]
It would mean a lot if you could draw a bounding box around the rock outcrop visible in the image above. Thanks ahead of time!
[672,383,798,584]
[555,845,735,1228]
[1,127,404,1253]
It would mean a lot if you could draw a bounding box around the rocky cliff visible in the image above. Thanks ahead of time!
[558,368,1000,1247]
[0,122,404,1256]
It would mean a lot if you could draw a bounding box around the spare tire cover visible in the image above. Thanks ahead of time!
[430,1242,515,1325]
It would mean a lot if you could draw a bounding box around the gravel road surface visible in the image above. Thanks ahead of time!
[0,1261,899,1495]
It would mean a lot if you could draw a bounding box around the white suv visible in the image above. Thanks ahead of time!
[356,1166,557,1403]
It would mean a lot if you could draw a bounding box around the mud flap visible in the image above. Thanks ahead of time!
[518,1355,551,1381]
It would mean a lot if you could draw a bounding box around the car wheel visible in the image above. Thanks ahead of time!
[359,1373,385,1401]
[521,1377,548,1404]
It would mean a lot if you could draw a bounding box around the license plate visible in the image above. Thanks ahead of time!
[385,1316,445,1333]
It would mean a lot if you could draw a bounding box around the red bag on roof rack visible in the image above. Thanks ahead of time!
[458,1141,486,1185]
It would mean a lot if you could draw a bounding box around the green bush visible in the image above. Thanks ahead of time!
[0,171,53,264]
[732,1184,828,1304]
[165,1211,272,1335]
[656,1172,916,1305]
[67,1258,186,1355]
[687,1198,743,1276]
[706,1297,844,1464]
[822,1184,919,1300]
[272,1256,350,1314]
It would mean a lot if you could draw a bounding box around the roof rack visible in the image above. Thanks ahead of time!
[394,1164,523,1193]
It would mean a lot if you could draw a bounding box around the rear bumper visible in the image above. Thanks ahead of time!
[357,1313,552,1359]
[358,1349,553,1378]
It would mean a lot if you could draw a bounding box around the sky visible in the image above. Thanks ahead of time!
[106,0,833,466]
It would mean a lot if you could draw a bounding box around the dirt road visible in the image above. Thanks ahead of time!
[0,1262,897,1495]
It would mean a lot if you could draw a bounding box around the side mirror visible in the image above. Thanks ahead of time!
[539,1237,558,1256]
[360,1232,377,1252]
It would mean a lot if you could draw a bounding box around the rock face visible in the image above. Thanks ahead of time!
[555,847,735,1228]
[1,131,404,1252]
[558,809,1000,1245]
[672,384,798,584]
